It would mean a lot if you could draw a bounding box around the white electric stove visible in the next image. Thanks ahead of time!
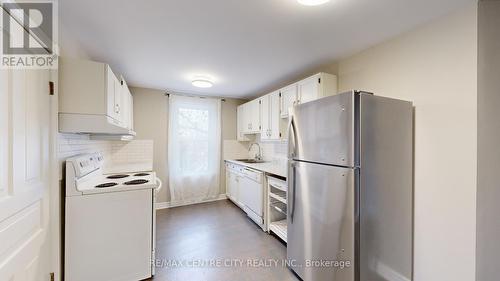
[64,152,161,281]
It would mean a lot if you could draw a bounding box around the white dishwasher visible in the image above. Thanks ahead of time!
[240,167,264,227]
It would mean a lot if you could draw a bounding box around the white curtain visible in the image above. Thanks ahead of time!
[168,95,221,204]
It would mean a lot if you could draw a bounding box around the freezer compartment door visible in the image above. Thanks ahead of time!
[289,91,355,167]
[287,160,355,281]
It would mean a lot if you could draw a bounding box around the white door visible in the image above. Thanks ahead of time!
[0,68,52,281]
[260,95,270,140]
[297,74,320,104]
[280,83,298,118]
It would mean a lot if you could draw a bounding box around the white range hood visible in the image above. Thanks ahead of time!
[59,113,136,136]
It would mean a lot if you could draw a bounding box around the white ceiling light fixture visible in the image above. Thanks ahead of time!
[297,0,330,6]
[191,76,214,88]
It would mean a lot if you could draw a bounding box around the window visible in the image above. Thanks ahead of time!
[168,95,221,203]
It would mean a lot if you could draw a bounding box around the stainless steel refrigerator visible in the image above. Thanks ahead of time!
[287,90,413,281]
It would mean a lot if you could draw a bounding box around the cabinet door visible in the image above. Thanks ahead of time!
[120,80,134,130]
[129,90,134,130]
[269,91,282,140]
[297,74,320,104]
[237,105,249,141]
[106,66,119,120]
[280,84,298,118]
[114,77,123,124]
[249,99,261,133]
[260,95,270,140]
[235,174,244,206]
[226,170,234,200]
[106,67,123,124]
[243,103,252,133]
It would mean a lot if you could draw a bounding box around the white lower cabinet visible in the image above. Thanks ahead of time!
[226,163,245,208]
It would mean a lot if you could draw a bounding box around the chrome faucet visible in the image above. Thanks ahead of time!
[248,143,262,161]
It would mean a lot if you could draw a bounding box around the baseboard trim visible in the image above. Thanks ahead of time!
[155,194,228,210]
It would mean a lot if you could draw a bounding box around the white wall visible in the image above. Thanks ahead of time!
[129,87,170,203]
[477,1,500,280]
[337,4,477,281]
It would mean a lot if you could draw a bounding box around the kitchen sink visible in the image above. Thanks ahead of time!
[235,159,267,164]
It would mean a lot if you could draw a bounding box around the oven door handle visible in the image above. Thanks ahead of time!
[155,177,162,192]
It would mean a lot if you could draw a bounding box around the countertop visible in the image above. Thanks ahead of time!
[225,159,287,178]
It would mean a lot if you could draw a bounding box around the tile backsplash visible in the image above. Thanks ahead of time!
[107,140,153,173]
[256,138,288,161]
[58,133,154,179]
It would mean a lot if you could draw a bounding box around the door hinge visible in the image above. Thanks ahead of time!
[318,78,321,84]
[259,125,261,130]
[259,100,261,104]
[279,92,282,97]
[50,272,55,281]
[49,81,54,95]
[279,133,282,138]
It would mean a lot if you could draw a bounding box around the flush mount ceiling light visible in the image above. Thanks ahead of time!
[297,0,330,6]
[191,76,214,88]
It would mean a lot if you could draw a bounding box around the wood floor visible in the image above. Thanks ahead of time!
[149,200,299,281]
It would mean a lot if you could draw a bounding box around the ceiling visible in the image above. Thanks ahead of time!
[59,0,472,98]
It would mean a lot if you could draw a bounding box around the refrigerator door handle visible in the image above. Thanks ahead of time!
[288,160,297,223]
[288,114,298,159]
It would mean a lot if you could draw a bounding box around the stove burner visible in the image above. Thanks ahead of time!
[95,182,118,188]
[106,174,130,179]
[133,173,150,177]
[124,179,149,185]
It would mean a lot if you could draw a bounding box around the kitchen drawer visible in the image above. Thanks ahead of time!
[268,176,287,191]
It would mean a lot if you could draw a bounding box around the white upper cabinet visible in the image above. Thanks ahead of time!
[106,66,122,123]
[247,99,261,133]
[269,91,282,140]
[280,83,298,118]
[261,91,283,141]
[237,104,250,141]
[239,99,260,134]
[260,94,271,140]
[59,58,135,135]
[297,74,319,104]
[297,73,338,105]
[236,72,337,142]
[120,76,134,130]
